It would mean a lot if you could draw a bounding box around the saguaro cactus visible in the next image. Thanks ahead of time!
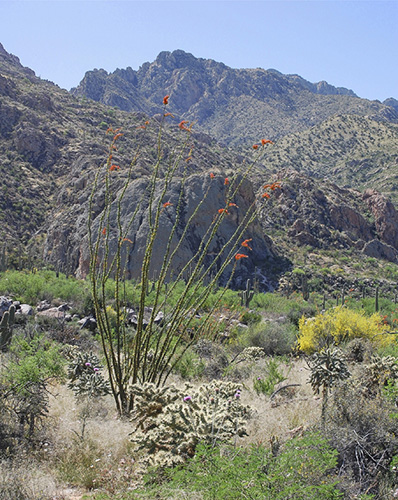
[239,279,254,308]
[0,305,15,351]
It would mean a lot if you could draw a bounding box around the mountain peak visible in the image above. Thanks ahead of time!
[0,42,35,78]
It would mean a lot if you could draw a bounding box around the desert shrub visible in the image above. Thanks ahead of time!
[244,321,297,355]
[240,310,262,325]
[1,334,65,441]
[130,380,251,467]
[298,306,393,354]
[251,292,307,315]
[173,349,206,380]
[150,433,341,499]
[0,269,89,305]
[324,380,398,498]
[287,302,318,327]
[253,357,288,396]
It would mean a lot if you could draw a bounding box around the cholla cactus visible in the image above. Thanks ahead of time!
[307,348,351,423]
[67,351,110,398]
[364,354,398,394]
[234,346,265,364]
[130,380,251,466]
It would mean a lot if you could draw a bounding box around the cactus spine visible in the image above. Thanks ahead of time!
[240,279,254,308]
[0,305,15,351]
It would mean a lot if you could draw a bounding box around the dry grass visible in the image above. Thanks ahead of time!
[0,458,59,500]
[241,357,321,447]
[46,384,138,493]
[0,356,322,499]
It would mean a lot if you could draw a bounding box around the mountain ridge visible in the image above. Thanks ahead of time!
[72,49,398,147]
[2,42,398,286]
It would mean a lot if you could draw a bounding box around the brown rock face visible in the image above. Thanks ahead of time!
[329,204,373,242]
[363,189,398,249]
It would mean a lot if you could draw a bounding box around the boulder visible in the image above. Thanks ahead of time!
[361,239,398,262]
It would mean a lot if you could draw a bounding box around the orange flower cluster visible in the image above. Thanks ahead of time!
[263,182,281,191]
[163,95,170,105]
[235,253,248,260]
[179,120,191,131]
[163,202,173,208]
[109,164,120,171]
[262,181,281,198]
[253,139,273,150]
[209,172,215,179]
[218,208,229,214]
[241,238,252,250]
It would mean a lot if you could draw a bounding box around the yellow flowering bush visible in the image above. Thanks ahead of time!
[298,306,392,354]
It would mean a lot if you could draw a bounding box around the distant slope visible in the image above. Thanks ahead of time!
[259,114,398,205]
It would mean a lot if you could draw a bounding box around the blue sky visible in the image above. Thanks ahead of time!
[0,0,396,101]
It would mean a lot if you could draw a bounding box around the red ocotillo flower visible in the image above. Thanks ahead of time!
[163,202,173,208]
[224,177,229,186]
[261,139,273,146]
[241,238,252,250]
[235,253,248,260]
[252,144,259,150]
[228,202,239,208]
[209,172,215,179]
[179,120,189,130]
[163,95,170,105]
[218,208,229,215]
[109,164,120,171]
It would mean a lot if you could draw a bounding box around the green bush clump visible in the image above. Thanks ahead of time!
[150,433,341,499]
[253,358,288,396]
[244,321,297,356]
[0,270,90,306]
[240,310,262,325]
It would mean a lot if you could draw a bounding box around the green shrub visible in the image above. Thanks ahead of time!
[244,321,296,355]
[240,310,261,325]
[151,433,341,499]
[253,358,288,396]
[0,270,90,306]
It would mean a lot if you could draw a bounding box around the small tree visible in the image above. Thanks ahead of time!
[88,99,278,415]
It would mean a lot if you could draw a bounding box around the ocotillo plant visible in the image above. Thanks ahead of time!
[88,97,279,415]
